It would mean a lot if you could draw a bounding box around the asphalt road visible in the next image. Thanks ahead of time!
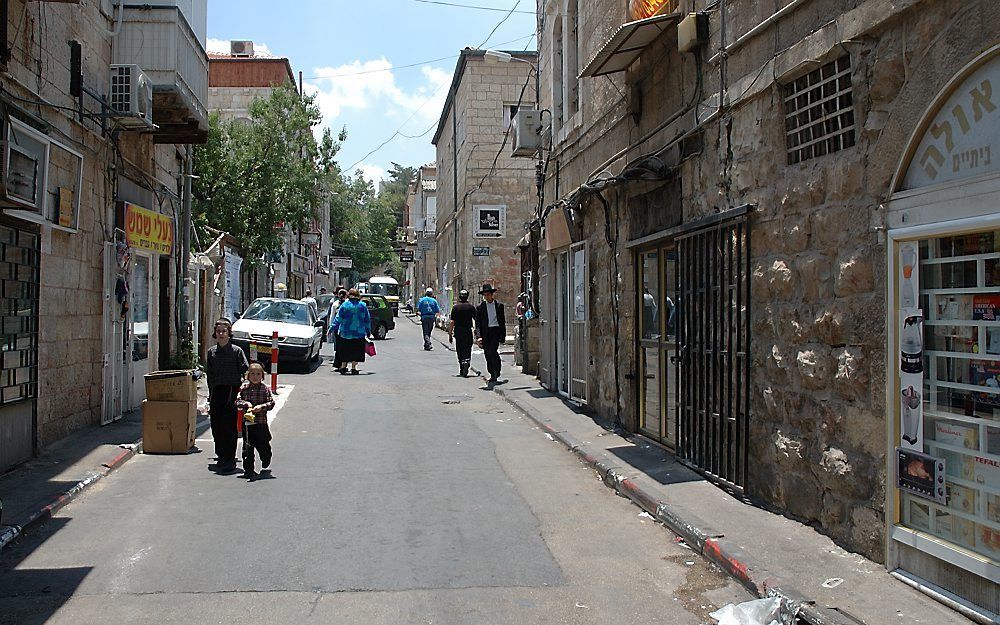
[0,320,749,625]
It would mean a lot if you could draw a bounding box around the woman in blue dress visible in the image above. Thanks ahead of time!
[333,288,374,375]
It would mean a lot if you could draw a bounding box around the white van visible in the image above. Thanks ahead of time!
[366,276,400,316]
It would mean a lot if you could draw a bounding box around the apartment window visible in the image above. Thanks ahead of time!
[783,56,856,164]
[503,104,520,130]
[565,0,580,118]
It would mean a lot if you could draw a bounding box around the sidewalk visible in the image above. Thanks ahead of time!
[0,380,211,552]
[416,319,983,625]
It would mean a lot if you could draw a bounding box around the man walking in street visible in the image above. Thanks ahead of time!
[449,289,476,377]
[417,287,441,351]
[475,284,506,384]
[301,289,318,318]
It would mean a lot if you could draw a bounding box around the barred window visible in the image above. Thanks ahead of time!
[784,56,856,165]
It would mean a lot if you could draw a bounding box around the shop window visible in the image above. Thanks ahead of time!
[783,56,856,165]
[898,231,1000,563]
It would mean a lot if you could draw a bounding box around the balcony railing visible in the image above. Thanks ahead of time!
[113,5,209,144]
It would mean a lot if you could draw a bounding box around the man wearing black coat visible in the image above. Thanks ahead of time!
[474,284,506,383]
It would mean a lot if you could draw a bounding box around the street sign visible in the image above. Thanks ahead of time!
[399,250,414,262]
[472,246,490,257]
[417,239,434,252]
[330,257,353,269]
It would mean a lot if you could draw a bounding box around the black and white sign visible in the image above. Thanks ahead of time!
[398,250,414,262]
[472,246,490,257]
[474,204,506,239]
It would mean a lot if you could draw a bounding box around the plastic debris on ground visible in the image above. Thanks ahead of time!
[821,577,844,588]
[544,433,555,441]
[708,597,781,625]
[638,511,654,520]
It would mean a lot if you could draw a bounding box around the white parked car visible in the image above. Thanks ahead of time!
[230,298,324,369]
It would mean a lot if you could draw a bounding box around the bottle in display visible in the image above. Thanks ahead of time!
[901,315,924,374]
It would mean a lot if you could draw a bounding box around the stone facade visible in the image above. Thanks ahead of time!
[432,50,537,327]
[405,165,437,309]
[1,0,202,460]
[533,0,1000,568]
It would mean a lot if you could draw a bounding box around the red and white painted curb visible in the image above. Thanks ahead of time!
[0,441,142,552]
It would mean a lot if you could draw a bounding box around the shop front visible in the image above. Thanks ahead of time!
[104,199,174,417]
[886,46,1000,618]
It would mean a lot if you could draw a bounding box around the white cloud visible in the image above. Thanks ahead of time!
[206,38,275,58]
[357,163,386,185]
[303,59,452,130]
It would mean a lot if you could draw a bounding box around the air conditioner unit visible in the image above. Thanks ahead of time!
[109,64,153,129]
[512,109,543,158]
[231,40,254,57]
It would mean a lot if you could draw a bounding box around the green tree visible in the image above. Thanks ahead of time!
[192,84,323,261]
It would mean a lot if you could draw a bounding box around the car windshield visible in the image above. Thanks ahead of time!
[242,300,312,325]
[368,283,398,297]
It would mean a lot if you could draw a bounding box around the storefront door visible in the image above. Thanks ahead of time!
[637,246,678,447]
[127,254,155,411]
[554,246,588,403]
[635,212,750,489]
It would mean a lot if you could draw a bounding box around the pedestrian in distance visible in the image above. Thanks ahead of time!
[333,288,374,375]
[238,363,275,479]
[327,288,348,370]
[301,289,318,317]
[417,287,441,351]
[206,318,249,473]
[449,289,476,377]
[475,284,506,384]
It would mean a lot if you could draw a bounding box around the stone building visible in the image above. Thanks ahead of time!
[0,0,207,471]
[432,49,537,326]
[530,0,1000,617]
[206,43,331,305]
[404,164,438,309]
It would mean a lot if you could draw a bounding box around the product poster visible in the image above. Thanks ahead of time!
[573,249,585,321]
[897,447,946,504]
[898,243,924,450]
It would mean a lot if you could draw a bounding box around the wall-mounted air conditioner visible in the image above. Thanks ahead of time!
[231,40,254,57]
[512,109,543,158]
[109,64,154,129]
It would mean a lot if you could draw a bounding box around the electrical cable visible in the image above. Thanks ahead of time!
[342,1,529,173]
[409,0,534,14]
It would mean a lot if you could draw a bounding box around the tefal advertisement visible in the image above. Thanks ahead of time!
[898,243,924,450]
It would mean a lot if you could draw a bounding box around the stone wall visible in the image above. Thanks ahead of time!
[534,0,1000,560]
[4,0,184,445]
[434,52,537,321]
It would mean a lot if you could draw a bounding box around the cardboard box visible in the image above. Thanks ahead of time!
[144,370,198,402]
[142,399,196,454]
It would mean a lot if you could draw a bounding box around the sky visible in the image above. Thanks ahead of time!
[206,0,537,185]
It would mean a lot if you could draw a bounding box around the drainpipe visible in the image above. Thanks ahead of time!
[180,145,193,340]
[452,105,459,278]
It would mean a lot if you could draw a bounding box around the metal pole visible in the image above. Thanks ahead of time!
[180,145,193,339]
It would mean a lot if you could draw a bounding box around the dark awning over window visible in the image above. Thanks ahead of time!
[580,13,681,78]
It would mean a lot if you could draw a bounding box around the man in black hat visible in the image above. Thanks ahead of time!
[448,289,476,377]
[475,284,506,384]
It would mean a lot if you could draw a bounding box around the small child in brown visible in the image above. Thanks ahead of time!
[237,363,275,478]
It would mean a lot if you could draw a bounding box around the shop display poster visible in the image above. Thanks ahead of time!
[897,447,946,504]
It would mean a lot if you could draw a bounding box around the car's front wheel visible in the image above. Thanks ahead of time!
[374,322,388,340]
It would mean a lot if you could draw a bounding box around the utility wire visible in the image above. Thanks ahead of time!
[303,33,533,80]
[342,1,526,173]
[410,0,534,14]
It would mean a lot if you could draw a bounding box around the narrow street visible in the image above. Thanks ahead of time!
[0,320,749,625]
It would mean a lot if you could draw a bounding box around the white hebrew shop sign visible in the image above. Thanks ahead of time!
[902,55,1000,189]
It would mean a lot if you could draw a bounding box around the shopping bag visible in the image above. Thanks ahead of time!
[365,341,377,357]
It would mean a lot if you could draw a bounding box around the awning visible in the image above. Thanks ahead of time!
[580,13,682,78]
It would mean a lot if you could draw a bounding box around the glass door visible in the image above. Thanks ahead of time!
[637,246,677,446]
[128,255,152,410]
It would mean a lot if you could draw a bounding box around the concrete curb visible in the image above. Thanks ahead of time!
[490,382,858,625]
[0,440,142,552]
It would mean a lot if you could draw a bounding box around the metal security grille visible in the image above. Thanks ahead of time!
[0,225,38,404]
[110,65,132,114]
[676,217,750,490]
[784,56,856,164]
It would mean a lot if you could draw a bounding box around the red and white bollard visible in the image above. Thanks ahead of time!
[270,330,279,392]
